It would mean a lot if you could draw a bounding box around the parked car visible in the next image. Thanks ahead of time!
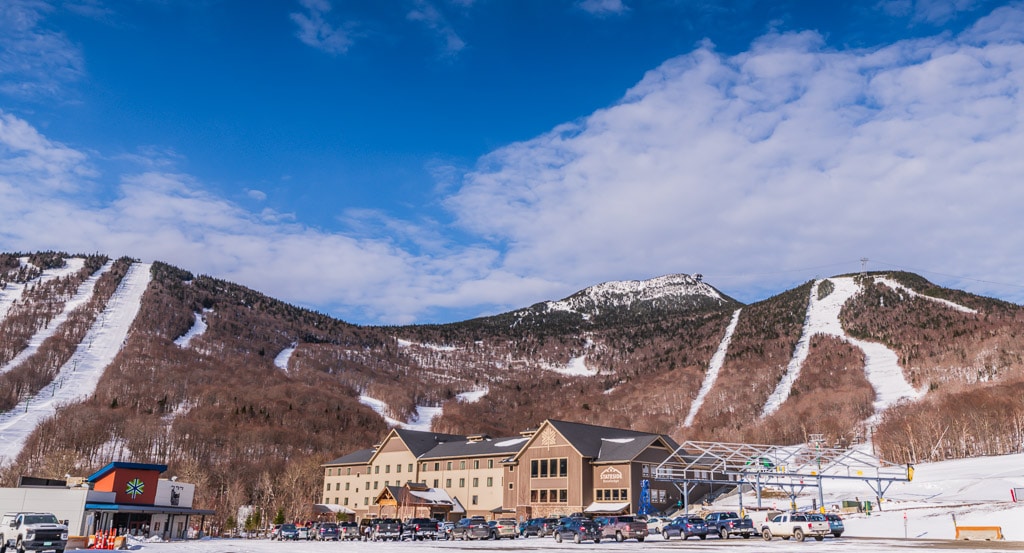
[761,512,830,541]
[370,518,402,541]
[823,513,844,537]
[450,518,490,540]
[645,516,671,534]
[662,516,708,540]
[296,525,311,540]
[404,518,441,540]
[552,517,602,544]
[521,517,559,537]
[488,518,518,539]
[439,521,455,540]
[339,521,361,540]
[316,522,340,541]
[704,511,756,539]
[277,523,299,540]
[594,515,647,542]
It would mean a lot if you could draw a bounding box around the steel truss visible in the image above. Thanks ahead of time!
[653,440,912,514]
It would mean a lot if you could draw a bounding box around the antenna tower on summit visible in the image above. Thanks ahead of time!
[860,258,869,275]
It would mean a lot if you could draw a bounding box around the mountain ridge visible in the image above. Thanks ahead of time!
[0,251,1021,528]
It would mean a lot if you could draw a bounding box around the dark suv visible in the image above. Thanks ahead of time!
[450,517,490,540]
[553,518,601,544]
[521,517,559,537]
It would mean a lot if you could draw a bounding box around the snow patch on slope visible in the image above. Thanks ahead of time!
[542,355,597,377]
[274,343,297,372]
[0,262,151,464]
[0,257,86,323]
[174,310,211,348]
[456,388,488,403]
[0,260,112,376]
[684,308,742,427]
[397,339,458,352]
[762,277,921,419]
[359,395,442,431]
[874,277,977,314]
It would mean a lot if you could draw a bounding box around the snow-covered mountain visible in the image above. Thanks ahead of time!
[540,273,732,317]
[1,251,1022,527]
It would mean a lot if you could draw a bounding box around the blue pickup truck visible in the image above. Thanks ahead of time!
[703,512,756,539]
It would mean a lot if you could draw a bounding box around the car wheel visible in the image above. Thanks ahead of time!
[595,538,601,544]
[615,532,624,542]
[555,533,563,543]
[637,536,644,542]
[682,533,689,540]
[699,534,707,540]
[833,532,842,538]
[815,536,824,541]
[720,528,729,539]
[762,529,772,541]
[743,533,752,539]
[662,530,669,540]
[574,533,581,544]
[794,528,805,542]
[16,540,24,553]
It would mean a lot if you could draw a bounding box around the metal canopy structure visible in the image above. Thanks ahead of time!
[653,439,912,514]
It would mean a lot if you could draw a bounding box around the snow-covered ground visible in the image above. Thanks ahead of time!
[275,343,297,371]
[0,257,86,322]
[684,308,741,427]
[0,262,151,464]
[0,259,110,376]
[173,310,211,348]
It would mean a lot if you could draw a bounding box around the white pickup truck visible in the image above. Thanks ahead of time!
[760,513,830,542]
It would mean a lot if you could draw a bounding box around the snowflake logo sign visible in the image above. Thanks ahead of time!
[126,478,145,499]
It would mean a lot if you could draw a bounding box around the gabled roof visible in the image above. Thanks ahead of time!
[375,484,458,508]
[394,428,467,458]
[324,447,375,466]
[510,419,679,464]
[419,436,530,460]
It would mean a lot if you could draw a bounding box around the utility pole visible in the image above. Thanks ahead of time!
[860,258,869,275]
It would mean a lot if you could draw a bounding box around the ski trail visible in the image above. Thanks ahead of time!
[683,308,741,427]
[0,260,112,376]
[874,276,977,314]
[0,257,86,324]
[174,310,210,348]
[761,277,920,419]
[0,262,151,464]
[274,343,297,372]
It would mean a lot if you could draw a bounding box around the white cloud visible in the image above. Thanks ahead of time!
[0,0,84,99]
[577,0,628,16]
[875,0,981,24]
[246,189,268,201]
[290,0,354,55]
[446,5,1024,305]
[407,0,466,56]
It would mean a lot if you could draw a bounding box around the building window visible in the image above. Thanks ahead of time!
[509,483,514,490]
[472,495,478,505]
[459,478,465,487]
[334,497,339,504]
[325,483,330,491]
[486,477,493,487]
[408,463,413,473]
[472,478,479,487]
[560,458,567,476]
[422,463,428,472]
[374,481,379,490]
[531,458,567,478]
[386,465,391,474]
[509,466,514,472]
[364,497,369,505]
[375,466,380,474]
[460,461,466,470]
[560,489,567,503]
[347,468,352,476]
[433,479,439,488]
[328,468,332,476]
[488,460,494,469]
[474,460,479,469]
[446,479,452,488]
[345,483,350,491]
[396,464,401,473]
[344,497,349,506]
[434,462,440,471]
[447,461,453,470]
[335,483,340,491]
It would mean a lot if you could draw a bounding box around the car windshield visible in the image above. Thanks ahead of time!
[24,515,59,525]
[282,524,296,531]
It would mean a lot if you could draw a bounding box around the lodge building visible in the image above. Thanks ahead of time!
[321,419,687,521]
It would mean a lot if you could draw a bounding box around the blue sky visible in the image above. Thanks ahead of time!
[1,0,1023,324]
